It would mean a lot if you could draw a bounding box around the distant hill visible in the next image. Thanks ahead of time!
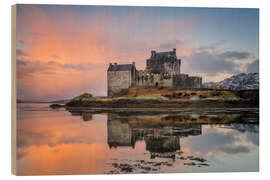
[203,73,259,90]
[16,99,70,104]
[48,99,70,104]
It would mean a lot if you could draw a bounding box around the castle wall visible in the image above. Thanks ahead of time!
[163,60,181,75]
[146,58,181,75]
[135,70,173,87]
[161,76,173,87]
[108,70,202,96]
[173,74,202,89]
[107,70,132,97]
[189,76,202,88]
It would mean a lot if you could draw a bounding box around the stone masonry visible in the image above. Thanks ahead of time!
[107,49,202,97]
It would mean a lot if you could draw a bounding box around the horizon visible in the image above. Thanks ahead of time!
[17,71,259,102]
[16,5,259,101]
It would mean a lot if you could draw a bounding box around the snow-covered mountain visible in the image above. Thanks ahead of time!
[203,73,259,90]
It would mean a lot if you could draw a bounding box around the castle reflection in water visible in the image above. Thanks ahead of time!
[67,108,258,160]
[107,113,202,159]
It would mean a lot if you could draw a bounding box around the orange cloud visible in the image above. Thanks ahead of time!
[16,5,196,100]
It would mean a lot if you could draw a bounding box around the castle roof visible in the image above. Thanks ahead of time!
[155,51,172,58]
[107,64,134,71]
[151,49,176,59]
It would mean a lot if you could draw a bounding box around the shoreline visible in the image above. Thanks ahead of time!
[65,98,258,109]
[50,88,259,111]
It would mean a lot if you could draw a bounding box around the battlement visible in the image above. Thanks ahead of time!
[150,48,176,59]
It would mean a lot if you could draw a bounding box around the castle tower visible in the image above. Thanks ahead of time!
[146,48,181,74]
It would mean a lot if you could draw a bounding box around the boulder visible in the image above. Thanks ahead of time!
[49,104,65,109]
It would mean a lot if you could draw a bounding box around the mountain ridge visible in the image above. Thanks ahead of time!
[203,73,259,90]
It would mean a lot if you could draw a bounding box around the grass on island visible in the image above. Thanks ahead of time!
[114,87,237,99]
[70,87,239,102]
[65,87,258,108]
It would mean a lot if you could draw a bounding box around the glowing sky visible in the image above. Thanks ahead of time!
[16,5,259,101]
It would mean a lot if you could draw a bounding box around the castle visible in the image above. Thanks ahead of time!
[107,48,202,97]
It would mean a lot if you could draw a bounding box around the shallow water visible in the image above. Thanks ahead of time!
[16,103,259,175]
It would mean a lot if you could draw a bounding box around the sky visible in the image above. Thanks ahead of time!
[16,4,259,101]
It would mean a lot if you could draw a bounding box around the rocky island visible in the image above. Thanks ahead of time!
[64,87,258,109]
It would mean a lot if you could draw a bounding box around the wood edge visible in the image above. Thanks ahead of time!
[11,4,17,175]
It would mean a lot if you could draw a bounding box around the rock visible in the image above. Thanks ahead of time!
[225,97,241,101]
[152,162,162,167]
[118,164,134,173]
[178,157,186,160]
[189,96,200,101]
[211,91,221,96]
[120,166,133,173]
[112,163,118,168]
[190,113,200,118]
[199,95,207,98]
[184,162,196,166]
[49,104,65,109]
[140,166,151,171]
[156,96,169,101]
[198,163,210,166]
[189,157,207,162]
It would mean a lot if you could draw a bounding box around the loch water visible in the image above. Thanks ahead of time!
[16,103,259,175]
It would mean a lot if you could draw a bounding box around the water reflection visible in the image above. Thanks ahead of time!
[69,111,93,121]
[107,113,203,160]
[16,103,259,175]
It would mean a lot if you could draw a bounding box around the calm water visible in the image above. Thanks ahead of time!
[16,103,259,175]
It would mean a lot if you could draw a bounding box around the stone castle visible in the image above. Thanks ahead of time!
[107,48,202,97]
